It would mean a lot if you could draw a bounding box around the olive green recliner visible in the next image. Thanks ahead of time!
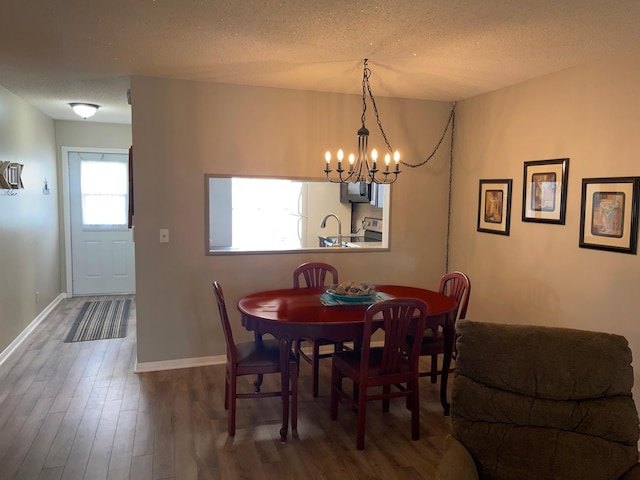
[437,320,640,480]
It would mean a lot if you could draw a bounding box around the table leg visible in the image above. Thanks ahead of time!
[279,336,291,443]
[440,315,454,416]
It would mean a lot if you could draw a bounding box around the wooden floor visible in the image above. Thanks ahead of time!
[0,296,452,480]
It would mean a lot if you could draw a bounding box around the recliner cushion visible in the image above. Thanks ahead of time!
[452,417,639,480]
[453,375,639,444]
[455,320,634,400]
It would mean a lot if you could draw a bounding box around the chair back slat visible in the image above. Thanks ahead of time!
[361,299,428,376]
[213,281,237,362]
[439,271,471,321]
[293,262,338,288]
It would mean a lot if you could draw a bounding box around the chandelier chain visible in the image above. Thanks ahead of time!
[445,103,456,273]
[361,63,370,128]
[364,62,456,169]
[401,103,456,169]
[365,73,394,154]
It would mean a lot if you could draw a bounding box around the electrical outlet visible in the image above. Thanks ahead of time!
[160,229,169,243]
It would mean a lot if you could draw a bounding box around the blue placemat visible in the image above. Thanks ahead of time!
[320,292,392,306]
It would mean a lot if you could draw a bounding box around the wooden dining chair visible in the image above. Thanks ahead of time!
[213,281,298,436]
[330,298,429,450]
[418,271,471,382]
[293,262,342,397]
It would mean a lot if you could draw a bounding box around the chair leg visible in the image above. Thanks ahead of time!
[353,379,359,404]
[294,339,302,362]
[356,383,367,450]
[312,343,320,397]
[224,370,230,410]
[254,374,264,393]
[330,364,340,420]
[410,380,420,441]
[291,361,298,430]
[228,376,237,436]
[430,354,438,383]
[382,385,391,412]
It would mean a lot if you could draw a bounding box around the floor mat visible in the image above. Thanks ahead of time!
[64,299,131,342]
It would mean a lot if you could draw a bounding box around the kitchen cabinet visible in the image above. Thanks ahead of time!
[340,181,371,203]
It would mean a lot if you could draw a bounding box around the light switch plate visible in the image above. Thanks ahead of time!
[160,229,169,243]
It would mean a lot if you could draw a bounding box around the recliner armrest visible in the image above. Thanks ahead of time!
[436,435,479,480]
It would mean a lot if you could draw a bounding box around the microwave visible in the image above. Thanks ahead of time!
[340,182,371,203]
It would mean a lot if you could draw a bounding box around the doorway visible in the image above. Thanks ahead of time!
[63,147,136,296]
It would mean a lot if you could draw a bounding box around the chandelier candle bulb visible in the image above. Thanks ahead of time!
[371,149,378,170]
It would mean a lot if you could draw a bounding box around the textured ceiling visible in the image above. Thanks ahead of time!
[1,0,639,124]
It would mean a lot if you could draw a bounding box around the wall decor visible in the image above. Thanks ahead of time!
[477,179,512,236]
[579,176,640,254]
[522,158,569,224]
[0,161,24,190]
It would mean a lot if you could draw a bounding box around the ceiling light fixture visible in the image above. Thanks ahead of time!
[324,59,401,185]
[69,103,100,119]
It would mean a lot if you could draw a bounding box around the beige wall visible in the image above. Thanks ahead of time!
[0,86,59,352]
[451,54,640,397]
[130,76,453,365]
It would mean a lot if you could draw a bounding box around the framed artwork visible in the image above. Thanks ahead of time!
[579,177,640,254]
[477,179,512,236]
[522,158,569,224]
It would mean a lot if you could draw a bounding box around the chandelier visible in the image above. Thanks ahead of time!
[324,59,401,185]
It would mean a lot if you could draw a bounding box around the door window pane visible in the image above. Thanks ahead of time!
[81,159,128,229]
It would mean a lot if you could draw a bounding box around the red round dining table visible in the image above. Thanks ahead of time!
[237,284,457,443]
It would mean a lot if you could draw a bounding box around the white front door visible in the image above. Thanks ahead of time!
[67,150,135,295]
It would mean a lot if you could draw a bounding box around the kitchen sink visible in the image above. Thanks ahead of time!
[319,235,368,247]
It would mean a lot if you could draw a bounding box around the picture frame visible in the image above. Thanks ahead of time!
[477,179,512,236]
[579,176,640,254]
[522,158,569,224]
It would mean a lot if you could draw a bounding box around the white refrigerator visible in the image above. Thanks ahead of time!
[300,182,352,248]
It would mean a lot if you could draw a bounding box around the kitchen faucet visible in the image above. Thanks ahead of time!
[320,213,342,246]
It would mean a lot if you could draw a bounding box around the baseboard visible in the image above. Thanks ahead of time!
[134,354,226,373]
[134,341,385,373]
[0,293,66,368]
